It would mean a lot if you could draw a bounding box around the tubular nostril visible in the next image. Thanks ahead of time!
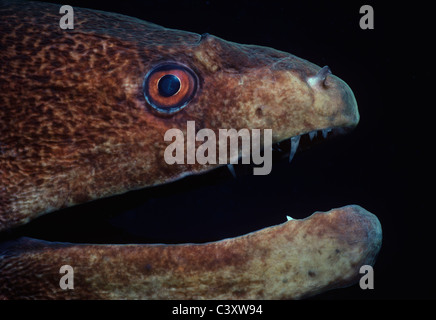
[318,66,331,85]
[307,65,332,88]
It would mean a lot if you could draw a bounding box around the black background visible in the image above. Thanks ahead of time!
[5,0,433,301]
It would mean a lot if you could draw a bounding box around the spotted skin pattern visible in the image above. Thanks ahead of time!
[0,1,378,299]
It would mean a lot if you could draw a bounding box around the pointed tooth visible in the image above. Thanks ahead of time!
[322,128,332,138]
[286,215,294,221]
[308,131,317,141]
[289,135,300,163]
[227,164,236,178]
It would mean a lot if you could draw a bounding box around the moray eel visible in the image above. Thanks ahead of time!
[0,0,382,299]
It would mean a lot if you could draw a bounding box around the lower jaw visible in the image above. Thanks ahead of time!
[0,204,381,300]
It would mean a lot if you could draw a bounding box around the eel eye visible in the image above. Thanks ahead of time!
[143,63,198,114]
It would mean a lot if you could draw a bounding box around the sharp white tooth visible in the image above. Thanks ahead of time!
[227,164,236,178]
[308,131,317,141]
[323,128,333,138]
[289,135,300,163]
[286,215,294,221]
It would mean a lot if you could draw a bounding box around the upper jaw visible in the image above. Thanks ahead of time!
[270,63,359,148]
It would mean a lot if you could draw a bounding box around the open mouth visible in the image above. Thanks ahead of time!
[0,125,382,300]
[0,126,356,246]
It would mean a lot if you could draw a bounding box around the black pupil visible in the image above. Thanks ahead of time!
[158,74,181,97]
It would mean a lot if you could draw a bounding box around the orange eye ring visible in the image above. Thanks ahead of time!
[143,63,198,114]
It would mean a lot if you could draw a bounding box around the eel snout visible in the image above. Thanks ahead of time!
[305,65,360,132]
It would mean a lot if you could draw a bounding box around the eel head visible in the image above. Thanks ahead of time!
[0,0,379,300]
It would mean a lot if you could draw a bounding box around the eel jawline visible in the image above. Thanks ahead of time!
[0,205,382,300]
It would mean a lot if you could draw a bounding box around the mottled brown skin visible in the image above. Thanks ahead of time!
[0,1,376,299]
[0,205,382,299]
[0,0,358,230]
